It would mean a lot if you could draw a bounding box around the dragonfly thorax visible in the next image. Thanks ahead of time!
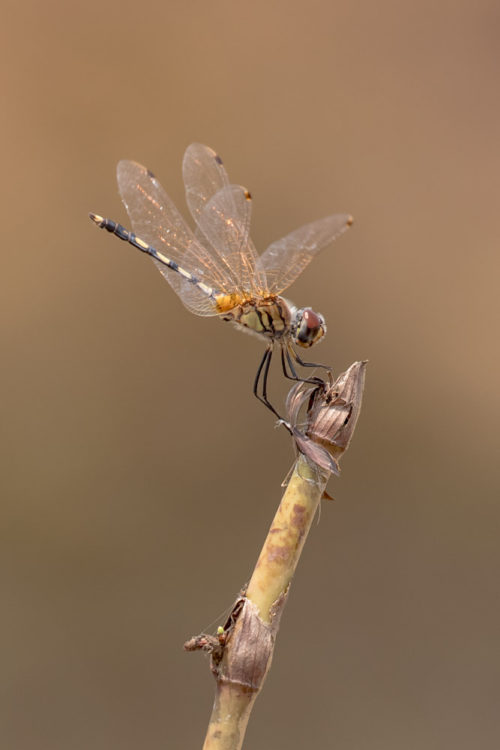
[290,306,326,348]
[220,295,293,341]
[219,295,326,348]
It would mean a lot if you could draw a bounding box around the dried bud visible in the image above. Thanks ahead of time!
[286,361,367,475]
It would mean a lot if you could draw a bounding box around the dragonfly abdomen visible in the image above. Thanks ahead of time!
[221,297,292,340]
[89,214,217,300]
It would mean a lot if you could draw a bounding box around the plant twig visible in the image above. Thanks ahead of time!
[185,361,366,750]
[201,455,327,750]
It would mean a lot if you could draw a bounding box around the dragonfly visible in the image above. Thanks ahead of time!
[89,143,352,424]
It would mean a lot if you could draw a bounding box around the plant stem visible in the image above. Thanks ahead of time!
[246,455,328,623]
[202,455,328,749]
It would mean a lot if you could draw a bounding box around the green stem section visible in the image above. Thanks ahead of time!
[202,684,256,750]
[202,455,328,749]
[246,455,328,623]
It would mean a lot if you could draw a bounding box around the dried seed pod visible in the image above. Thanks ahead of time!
[286,361,367,474]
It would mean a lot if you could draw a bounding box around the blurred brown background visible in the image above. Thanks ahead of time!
[1,0,499,748]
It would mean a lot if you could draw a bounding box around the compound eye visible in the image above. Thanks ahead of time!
[295,308,325,347]
[303,308,322,330]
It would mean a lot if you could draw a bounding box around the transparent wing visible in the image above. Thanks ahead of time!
[256,214,353,295]
[116,160,238,315]
[153,263,218,316]
[182,143,230,226]
[194,184,267,295]
[183,144,267,295]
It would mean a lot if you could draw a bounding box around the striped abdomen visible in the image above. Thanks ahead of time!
[89,214,293,341]
[89,215,217,300]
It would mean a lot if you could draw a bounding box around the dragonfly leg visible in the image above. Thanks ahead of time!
[281,345,325,387]
[253,346,291,432]
[290,345,333,373]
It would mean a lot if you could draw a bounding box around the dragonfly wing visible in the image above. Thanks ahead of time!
[151,260,218,316]
[182,143,230,225]
[256,214,353,295]
[116,160,236,314]
[194,184,267,296]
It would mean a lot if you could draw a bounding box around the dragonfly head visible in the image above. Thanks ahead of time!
[292,307,326,348]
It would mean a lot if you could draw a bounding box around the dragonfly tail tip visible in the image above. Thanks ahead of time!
[89,212,104,226]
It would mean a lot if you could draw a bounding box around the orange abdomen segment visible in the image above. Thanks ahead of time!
[215,292,251,313]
